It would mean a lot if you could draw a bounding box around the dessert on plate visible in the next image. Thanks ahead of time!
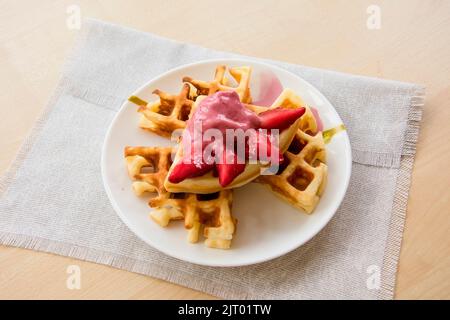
[126,65,333,249]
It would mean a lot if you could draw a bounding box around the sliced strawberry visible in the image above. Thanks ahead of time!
[168,161,214,183]
[259,107,305,130]
[216,147,246,187]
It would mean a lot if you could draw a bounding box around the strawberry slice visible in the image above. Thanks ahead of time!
[168,160,214,183]
[216,147,246,187]
[259,107,305,130]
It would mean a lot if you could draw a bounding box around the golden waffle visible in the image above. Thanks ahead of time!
[125,146,177,208]
[125,146,236,249]
[132,65,252,138]
[183,65,252,103]
[255,119,328,214]
[136,83,196,138]
[181,191,235,249]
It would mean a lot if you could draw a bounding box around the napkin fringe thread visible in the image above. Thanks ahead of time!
[378,87,425,300]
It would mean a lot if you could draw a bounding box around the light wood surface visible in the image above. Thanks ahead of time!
[0,0,449,300]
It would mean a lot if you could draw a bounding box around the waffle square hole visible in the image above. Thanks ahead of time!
[140,165,156,174]
[178,103,192,121]
[167,153,174,166]
[157,100,175,116]
[287,136,307,154]
[275,155,291,175]
[140,155,159,174]
[311,159,322,168]
[147,192,160,200]
[304,148,325,167]
[287,168,314,191]
[198,210,220,227]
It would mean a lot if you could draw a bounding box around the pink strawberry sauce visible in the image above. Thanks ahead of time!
[253,70,284,107]
[310,107,324,132]
[182,91,261,166]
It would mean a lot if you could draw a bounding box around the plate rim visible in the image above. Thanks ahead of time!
[101,58,352,267]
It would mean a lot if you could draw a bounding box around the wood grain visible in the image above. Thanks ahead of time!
[0,0,449,299]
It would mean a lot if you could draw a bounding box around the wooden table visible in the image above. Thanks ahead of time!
[0,0,449,299]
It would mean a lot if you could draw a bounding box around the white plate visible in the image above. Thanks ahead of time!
[101,59,352,267]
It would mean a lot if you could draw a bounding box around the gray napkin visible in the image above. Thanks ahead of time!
[0,19,424,299]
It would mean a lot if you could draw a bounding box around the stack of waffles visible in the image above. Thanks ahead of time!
[125,65,328,249]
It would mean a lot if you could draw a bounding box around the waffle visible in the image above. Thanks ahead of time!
[164,89,305,194]
[255,115,328,214]
[183,65,252,103]
[134,83,196,138]
[181,191,235,249]
[130,65,252,139]
[125,146,236,249]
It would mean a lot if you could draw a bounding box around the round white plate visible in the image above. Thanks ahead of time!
[101,58,352,267]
